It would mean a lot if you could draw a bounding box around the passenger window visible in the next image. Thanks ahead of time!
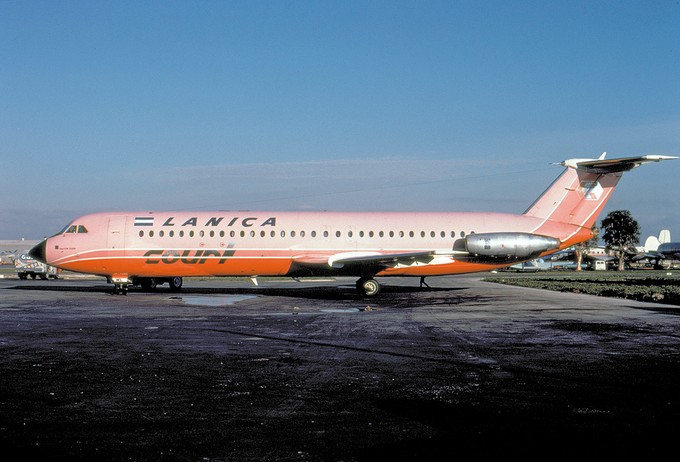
[139,230,144,237]
[159,230,165,237]
[311,231,317,237]
[170,231,175,237]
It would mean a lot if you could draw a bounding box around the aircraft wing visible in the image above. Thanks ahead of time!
[293,250,436,272]
[629,251,663,262]
[587,255,618,262]
[327,251,436,268]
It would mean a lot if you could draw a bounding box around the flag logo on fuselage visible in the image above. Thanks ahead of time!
[134,217,154,227]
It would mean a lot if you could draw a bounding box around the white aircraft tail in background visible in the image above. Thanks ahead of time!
[641,229,672,253]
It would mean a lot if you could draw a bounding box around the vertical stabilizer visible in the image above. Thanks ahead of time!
[524,154,676,234]
[523,162,621,230]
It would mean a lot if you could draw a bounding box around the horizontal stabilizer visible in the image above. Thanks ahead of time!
[560,155,678,173]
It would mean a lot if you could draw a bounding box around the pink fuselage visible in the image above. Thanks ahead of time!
[42,211,588,280]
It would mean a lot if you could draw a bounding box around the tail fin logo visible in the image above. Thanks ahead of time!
[580,181,603,200]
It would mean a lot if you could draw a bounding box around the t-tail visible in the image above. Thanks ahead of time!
[523,153,677,244]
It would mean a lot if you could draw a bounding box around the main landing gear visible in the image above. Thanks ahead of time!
[355,276,432,296]
[110,276,183,295]
[356,277,381,297]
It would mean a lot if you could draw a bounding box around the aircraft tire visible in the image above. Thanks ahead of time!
[361,278,381,297]
[142,278,157,290]
[169,277,183,291]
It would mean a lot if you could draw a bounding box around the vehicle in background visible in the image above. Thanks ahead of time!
[14,252,59,280]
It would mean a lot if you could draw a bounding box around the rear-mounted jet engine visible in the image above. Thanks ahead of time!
[465,232,560,259]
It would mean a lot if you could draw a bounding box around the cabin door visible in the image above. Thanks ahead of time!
[107,216,127,249]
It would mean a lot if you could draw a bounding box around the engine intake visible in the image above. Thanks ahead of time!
[465,232,560,259]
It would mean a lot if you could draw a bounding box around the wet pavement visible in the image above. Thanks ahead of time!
[1,275,679,460]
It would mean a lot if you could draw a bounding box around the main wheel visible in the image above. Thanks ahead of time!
[140,278,157,290]
[168,276,183,291]
[360,278,381,297]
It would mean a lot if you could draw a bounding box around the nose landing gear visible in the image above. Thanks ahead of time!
[113,283,128,295]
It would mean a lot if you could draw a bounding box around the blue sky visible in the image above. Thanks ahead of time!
[1,0,679,242]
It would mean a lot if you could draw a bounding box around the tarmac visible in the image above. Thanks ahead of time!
[1,273,680,460]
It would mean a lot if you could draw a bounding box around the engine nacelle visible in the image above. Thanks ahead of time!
[465,232,560,259]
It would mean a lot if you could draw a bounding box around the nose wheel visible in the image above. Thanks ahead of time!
[113,283,128,295]
[356,277,381,297]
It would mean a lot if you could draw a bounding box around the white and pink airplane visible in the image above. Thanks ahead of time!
[30,154,676,295]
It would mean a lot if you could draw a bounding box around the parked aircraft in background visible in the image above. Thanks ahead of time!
[656,239,680,262]
[654,230,680,267]
[0,239,41,265]
[30,154,676,295]
[639,229,671,253]
[505,258,554,272]
[628,230,680,268]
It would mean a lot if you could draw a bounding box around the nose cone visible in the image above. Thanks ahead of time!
[29,240,47,263]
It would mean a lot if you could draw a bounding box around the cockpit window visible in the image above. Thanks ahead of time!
[58,224,89,234]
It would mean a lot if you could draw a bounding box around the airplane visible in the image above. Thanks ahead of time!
[639,229,671,253]
[657,241,680,260]
[624,229,671,266]
[504,258,554,272]
[647,231,680,267]
[29,153,677,295]
[0,250,19,265]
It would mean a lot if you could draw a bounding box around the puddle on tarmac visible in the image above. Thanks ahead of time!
[175,295,259,306]
[319,308,362,313]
